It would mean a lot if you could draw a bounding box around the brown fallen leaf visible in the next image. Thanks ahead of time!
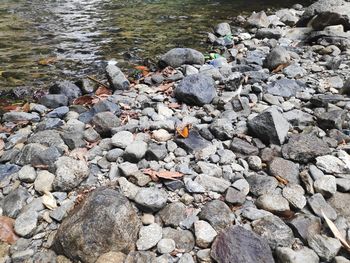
[322,210,350,252]
[0,216,18,244]
[168,102,181,109]
[143,169,184,181]
[275,175,289,185]
[95,86,112,96]
[38,57,57,65]
[73,95,94,106]
[272,62,290,73]
[135,65,150,77]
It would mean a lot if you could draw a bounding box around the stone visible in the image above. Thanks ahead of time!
[2,187,30,218]
[175,130,211,153]
[52,156,90,192]
[28,129,67,154]
[136,223,162,251]
[248,107,289,145]
[255,28,282,40]
[288,214,321,243]
[96,252,126,263]
[124,141,148,162]
[275,247,319,263]
[106,62,130,91]
[314,175,337,197]
[125,251,156,262]
[230,137,259,156]
[328,192,350,222]
[152,129,172,142]
[284,109,314,128]
[34,170,55,193]
[158,202,186,227]
[308,234,341,262]
[194,220,217,248]
[308,193,337,220]
[282,184,306,210]
[14,210,38,237]
[32,250,57,263]
[241,207,273,221]
[46,106,69,118]
[162,227,195,253]
[209,118,235,140]
[266,78,305,98]
[316,155,349,174]
[174,74,216,106]
[159,48,205,68]
[199,200,232,232]
[39,94,68,108]
[246,173,278,196]
[283,63,307,78]
[14,143,61,167]
[111,131,134,149]
[282,134,331,163]
[118,177,140,200]
[179,253,195,263]
[256,193,290,213]
[214,22,231,36]
[17,165,36,183]
[211,225,274,263]
[252,215,294,249]
[269,157,300,184]
[194,174,230,193]
[91,112,120,137]
[2,112,40,123]
[145,143,167,161]
[134,187,168,212]
[316,110,346,130]
[225,187,246,205]
[247,11,270,28]
[49,81,81,102]
[264,46,290,71]
[157,239,175,254]
[53,188,141,263]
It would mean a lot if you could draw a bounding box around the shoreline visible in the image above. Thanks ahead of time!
[1,0,350,262]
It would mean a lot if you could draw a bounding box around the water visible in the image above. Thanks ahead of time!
[0,0,309,91]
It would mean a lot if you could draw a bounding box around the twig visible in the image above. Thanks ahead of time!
[87,75,109,89]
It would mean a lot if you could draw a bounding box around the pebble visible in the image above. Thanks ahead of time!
[136,223,162,251]
[157,238,176,254]
[194,220,217,248]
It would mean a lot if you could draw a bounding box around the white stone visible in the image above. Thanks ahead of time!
[194,220,217,248]
[136,223,162,250]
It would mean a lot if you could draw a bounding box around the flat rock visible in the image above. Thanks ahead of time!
[39,94,68,109]
[266,78,305,98]
[123,141,148,162]
[256,193,290,213]
[275,247,319,263]
[2,112,40,123]
[159,48,205,68]
[308,193,337,220]
[2,187,30,218]
[134,187,168,212]
[316,155,349,174]
[246,173,278,196]
[199,200,232,232]
[111,131,134,149]
[175,130,211,153]
[91,112,120,137]
[136,223,162,251]
[247,11,270,28]
[269,157,300,184]
[328,192,350,222]
[308,234,341,262]
[193,174,230,193]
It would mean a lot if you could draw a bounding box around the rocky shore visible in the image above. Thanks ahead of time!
[1,0,350,262]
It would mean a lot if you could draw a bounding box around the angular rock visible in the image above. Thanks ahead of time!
[282,184,306,210]
[53,188,141,263]
[194,174,230,193]
[134,187,168,212]
[2,112,40,123]
[264,46,290,71]
[288,214,321,243]
[136,223,162,251]
[159,48,205,68]
[316,110,346,130]
[194,220,217,248]
[17,165,36,183]
[230,137,259,156]
[256,193,290,213]
[328,192,350,222]
[162,227,195,253]
[214,22,231,36]
[14,210,38,237]
[158,202,186,227]
[275,247,319,263]
[307,234,341,262]
[49,81,82,102]
[124,141,148,162]
[174,74,216,106]
[266,78,305,98]
[308,193,337,220]
[91,112,120,137]
[174,130,211,153]
[316,155,349,174]
[111,131,134,149]
[314,175,337,197]
[246,173,278,196]
[2,187,30,218]
[247,11,270,28]
[199,200,232,232]
[225,187,246,205]
[269,157,300,184]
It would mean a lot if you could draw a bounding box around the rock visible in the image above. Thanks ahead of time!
[214,22,231,36]
[288,214,321,243]
[199,200,232,232]
[2,112,40,123]
[124,141,148,162]
[17,165,36,183]
[105,62,130,91]
[175,130,211,153]
[174,74,216,106]
[162,227,195,253]
[53,188,141,263]
[284,109,314,127]
[269,157,300,184]
[241,207,273,221]
[308,193,337,220]
[2,187,30,218]
[28,129,67,154]
[282,134,331,163]
[248,107,289,145]
[46,106,69,118]
[225,187,246,205]
[308,234,341,262]
[283,63,307,78]
[145,143,167,161]
[247,11,270,28]
[134,187,168,212]
[52,156,90,192]
[125,251,156,262]
[49,81,82,102]
[334,256,350,263]
[282,184,307,210]
[316,110,346,130]
[255,28,283,40]
[152,129,172,142]
[264,46,290,71]
[275,247,319,263]
[316,155,349,174]
[211,225,274,263]
[328,192,350,222]
[159,48,205,68]
[256,193,290,213]
[136,223,162,251]
[14,143,61,167]
[209,118,235,140]
[252,215,294,249]
[230,137,259,156]
[91,112,120,137]
[266,78,305,98]
[246,173,278,196]
[39,94,68,108]
[194,220,217,248]
[158,202,186,227]
[193,174,230,193]
[119,162,139,177]
[157,239,175,254]
[179,253,195,263]
[341,78,350,95]
[111,131,134,149]
[314,175,337,197]
[14,210,38,237]
[96,252,126,263]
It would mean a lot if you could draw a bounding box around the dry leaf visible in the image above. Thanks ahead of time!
[69,148,88,162]
[176,123,191,138]
[0,139,4,151]
[38,57,57,65]
[1,105,21,112]
[275,175,289,185]
[135,65,149,76]
[73,95,94,106]
[95,86,112,96]
[143,169,184,181]
[322,210,350,252]
[0,216,18,244]
[42,191,57,210]
[156,82,173,92]
[272,62,290,73]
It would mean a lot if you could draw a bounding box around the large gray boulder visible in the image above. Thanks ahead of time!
[174,74,216,106]
[54,188,141,263]
[159,48,205,68]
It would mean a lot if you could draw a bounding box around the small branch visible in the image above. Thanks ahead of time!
[87,75,109,89]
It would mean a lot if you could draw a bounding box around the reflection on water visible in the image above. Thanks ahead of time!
[0,0,309,91]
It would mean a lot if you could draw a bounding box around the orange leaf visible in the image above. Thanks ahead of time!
[95,86,112,96]
[135,65,149,76]
[272,62,290,73]
[143,169,184,181]
[2,105,21,112]
[0,216,19,244]
[73,95,94,105]
[176,123,191,138]
[275,175,289,185]
[38,57,57,65]
[168,102,181,109]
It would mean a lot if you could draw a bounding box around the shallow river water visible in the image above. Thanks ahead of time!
[0,0,310,91]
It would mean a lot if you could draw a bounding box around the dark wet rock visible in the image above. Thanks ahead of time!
[247,11,270,28]
[256,28,283,40]
[199,200,232,232]
[2,112,40,123]
[174,74,216,106]
[248,107,289,145]
[211,225,274,263]
[175,130,211,153]
[275,247,319,263]
[341,78,350,95]
[252,215,294,249]
[264,46,290,71]
[230,137,259,156]
[159,202,186,227]
[106,63,130,91]
[39,94,69,109]
[2,187,30,218]
[310,94,347,107]
[134,187,168,212]
[162,227,195,253]
[159,48,205,68]
[307,234,341,262]
[49,81,82,102]
[282,134,331,163]
[246,173,278,196]
[91,112,120,137]
[316,110,346,130]
[266,78,305,98]
[269,157,300,184]
[288,214,321,243]
[308,193,337,220]
[52,156,90,192]
[54,188,141,263]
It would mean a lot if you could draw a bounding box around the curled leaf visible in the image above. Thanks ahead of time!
[42,191,57,210]
[0,216,18,244]
[73,95,94,106]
